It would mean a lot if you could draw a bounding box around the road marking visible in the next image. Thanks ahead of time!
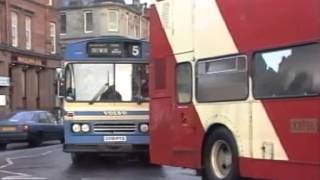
[0,149,57,180]
[0,159,12,169]
[41,151,52,156]
[0,169,30,178]
[0,144,61,157]
[2,176,47,180]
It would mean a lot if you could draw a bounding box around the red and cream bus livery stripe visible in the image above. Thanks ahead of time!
[150,0,320,180]
[152,0,288,158]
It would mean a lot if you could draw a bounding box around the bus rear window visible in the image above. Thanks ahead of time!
[253,43,320,99]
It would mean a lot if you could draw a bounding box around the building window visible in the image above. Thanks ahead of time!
[25,16,32,50]
[49,22,56,54]
[126,13,129,35]
[60,13,67,34]
[177,63,192,104]
[11,11,18,47]
[84,11,93,33]
[135,16,140,37]
[133,16,138,36]
[108,10,119,32]
[48,0,53,6]
[196,55,248,102]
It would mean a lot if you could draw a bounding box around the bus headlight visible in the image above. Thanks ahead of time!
[72,124,81,133]
[139,123,149,133]
[81,124,90,133]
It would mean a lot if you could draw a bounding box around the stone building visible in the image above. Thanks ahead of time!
[58,0,149,46]
[0,0,62,113]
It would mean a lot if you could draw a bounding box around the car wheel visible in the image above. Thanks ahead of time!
[0,143,7,150]
[29,132,43,147]
[203,128,240,180]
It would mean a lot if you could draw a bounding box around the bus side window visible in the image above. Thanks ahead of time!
[196,56,248,102]
[253,44,320,98]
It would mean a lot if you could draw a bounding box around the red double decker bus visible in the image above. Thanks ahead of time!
[149,0,320,180]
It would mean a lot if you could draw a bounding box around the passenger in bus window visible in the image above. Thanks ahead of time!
[141,79,149,98]
[66,87,75,100]
[287,72,312,95]
[100,85,122,101]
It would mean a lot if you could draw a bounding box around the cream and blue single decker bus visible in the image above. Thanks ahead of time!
[62,36,150,164]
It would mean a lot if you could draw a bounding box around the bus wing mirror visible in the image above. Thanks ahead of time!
[56,68,65,97]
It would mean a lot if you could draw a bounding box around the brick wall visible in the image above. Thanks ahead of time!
[0,0,62,113]
[6,0,59,55]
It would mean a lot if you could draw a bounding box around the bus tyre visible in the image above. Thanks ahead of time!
[203,128,240,180]
[140,153,150,163]
[140,153,161,167]
[71,153,86,165]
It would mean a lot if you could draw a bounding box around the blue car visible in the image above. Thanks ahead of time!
[0,111,64,149]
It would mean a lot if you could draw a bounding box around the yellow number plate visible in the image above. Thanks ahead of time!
[0,127,17,132]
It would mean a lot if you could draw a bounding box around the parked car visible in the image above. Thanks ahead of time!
[0,111,64,149]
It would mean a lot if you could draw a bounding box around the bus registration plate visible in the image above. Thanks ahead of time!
[104,136,127,142]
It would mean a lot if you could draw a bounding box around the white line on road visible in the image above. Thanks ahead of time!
[0,169,30,178]
[0,145,61,157]
[0,149,57,180]
[41,151,53,156]
[2,176,47,180]
[0,159,12,169]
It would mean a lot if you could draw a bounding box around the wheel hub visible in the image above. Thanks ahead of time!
[210,140,232,179]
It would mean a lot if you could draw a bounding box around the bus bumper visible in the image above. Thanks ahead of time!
[63,135,149,153]
[63,144,148,153]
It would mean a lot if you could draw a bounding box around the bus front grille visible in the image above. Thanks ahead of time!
[93,123,138,134]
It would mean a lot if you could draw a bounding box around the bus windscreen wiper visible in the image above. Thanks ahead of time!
[89,82,109,105]
[89,72,110,105]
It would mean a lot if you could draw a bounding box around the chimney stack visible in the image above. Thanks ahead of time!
[69,0,83,6]
[133,0,140,7]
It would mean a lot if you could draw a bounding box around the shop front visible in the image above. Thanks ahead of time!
[9,54,60,112]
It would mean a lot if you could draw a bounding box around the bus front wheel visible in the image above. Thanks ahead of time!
[203,128,240,180]
[71,153,87,165]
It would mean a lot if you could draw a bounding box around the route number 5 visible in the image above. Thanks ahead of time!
[132,45,140,57]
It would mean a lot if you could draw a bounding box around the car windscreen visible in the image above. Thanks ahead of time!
[8,112,35,122]
[0,112,16,120]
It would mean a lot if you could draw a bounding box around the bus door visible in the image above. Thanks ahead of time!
[173,62,203,168]
[168,0,199,167]
[149,0,200,166]
[149,56,176,165]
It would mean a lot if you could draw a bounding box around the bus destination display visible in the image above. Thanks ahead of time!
[87,42,142,58]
